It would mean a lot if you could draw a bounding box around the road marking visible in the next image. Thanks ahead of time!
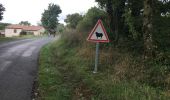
[0,61,12,71]
[22,46,37,57]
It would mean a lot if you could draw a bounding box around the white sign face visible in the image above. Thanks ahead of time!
[87,19,109,43]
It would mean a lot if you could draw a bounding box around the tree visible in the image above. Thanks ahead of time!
[64,13,83,29]
[0,22,10,30]
[41,3,62,35]
[56,23,65,33]
[128,0,143,16]
[77,7,107,32]
[0,4,5,21]
[123,0,143,40]
[19,21,31,26]
[143,0,154,60]
[95,0,126,44]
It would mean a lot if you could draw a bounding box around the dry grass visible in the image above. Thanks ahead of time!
[38,30,170,99]
[77,40,145,81]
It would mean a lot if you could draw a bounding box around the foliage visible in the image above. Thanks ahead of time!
[77,7,107,32]
[142,0,154,59]
[154,0,170,16]
[123,9,141,40]
[19,21,31,26]
[20,31,27,35]
[41,3,62,35]
[60,0,170,94]
[127,0,143,16]
[0,3,5,21]
[38,0,170,99]
[64,13,83,29]
[0,22,10,30]
[38,43,72,100]
[0,37,17,43]
[94,0,170,58]
[95,0,126,43]
[38,33,170,99]
[56,23,65,33]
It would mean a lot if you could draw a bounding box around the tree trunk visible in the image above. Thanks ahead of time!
[143,0,154,60]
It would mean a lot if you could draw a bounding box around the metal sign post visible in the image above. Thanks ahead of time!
[93,42,99,73]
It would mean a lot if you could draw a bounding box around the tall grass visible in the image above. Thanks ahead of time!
[38,30,170,99]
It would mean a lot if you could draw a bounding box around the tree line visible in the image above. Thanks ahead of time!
[63,0,170,63]
[61,0,170,90]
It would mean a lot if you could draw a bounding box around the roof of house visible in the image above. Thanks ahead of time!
[6,25,44,31]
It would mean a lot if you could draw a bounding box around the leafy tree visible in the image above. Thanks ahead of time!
[123,0,143,41]
[123,9,140,40]
[64,13,83,29]
[19,21,31,26]
[56,23,65,33]
[77,7,107,32]
[127,0,143,16]
[152,0,168,16]
[41,3,62,35]
[0,22,10,30]
[95,0,126,44]
[152,1,170,61]
[0,3,5,21]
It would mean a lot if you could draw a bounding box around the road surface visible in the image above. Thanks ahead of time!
[0,37,53,100]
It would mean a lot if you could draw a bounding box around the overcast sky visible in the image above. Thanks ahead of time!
[0,0,97,25]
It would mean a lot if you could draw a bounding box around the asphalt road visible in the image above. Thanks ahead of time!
[0,37,54,100]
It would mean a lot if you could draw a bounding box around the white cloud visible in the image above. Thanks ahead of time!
[0,0,97,25]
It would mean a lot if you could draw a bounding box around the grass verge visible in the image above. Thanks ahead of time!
[0,37,18,43]
[38,37,170,100]
[37,37,169,100]
[0,35,46,43]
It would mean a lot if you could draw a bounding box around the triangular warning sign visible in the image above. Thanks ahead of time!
[87,19,109,43]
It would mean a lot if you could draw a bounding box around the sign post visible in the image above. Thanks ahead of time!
[94,42,99,73]
[87,19,109,73]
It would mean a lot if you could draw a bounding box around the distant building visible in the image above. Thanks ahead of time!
[5,25,45,37]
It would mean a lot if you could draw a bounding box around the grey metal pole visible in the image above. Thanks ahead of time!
[93,42,99,73]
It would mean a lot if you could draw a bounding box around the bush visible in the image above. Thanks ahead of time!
[20,31,27,35]
[77,7,108,32]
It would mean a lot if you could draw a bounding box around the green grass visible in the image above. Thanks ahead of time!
[0,37,18,43]
[38,42,72,100]
[38,38,170,100]
[0,35,46,43]
[19,35,45,38]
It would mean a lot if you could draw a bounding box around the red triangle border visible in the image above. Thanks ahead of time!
[87,19,109,43]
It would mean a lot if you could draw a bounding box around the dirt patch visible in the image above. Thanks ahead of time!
[73,82,94,100]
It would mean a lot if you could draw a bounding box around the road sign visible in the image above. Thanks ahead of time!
[87,19,110,73]
[87,19,109,43]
